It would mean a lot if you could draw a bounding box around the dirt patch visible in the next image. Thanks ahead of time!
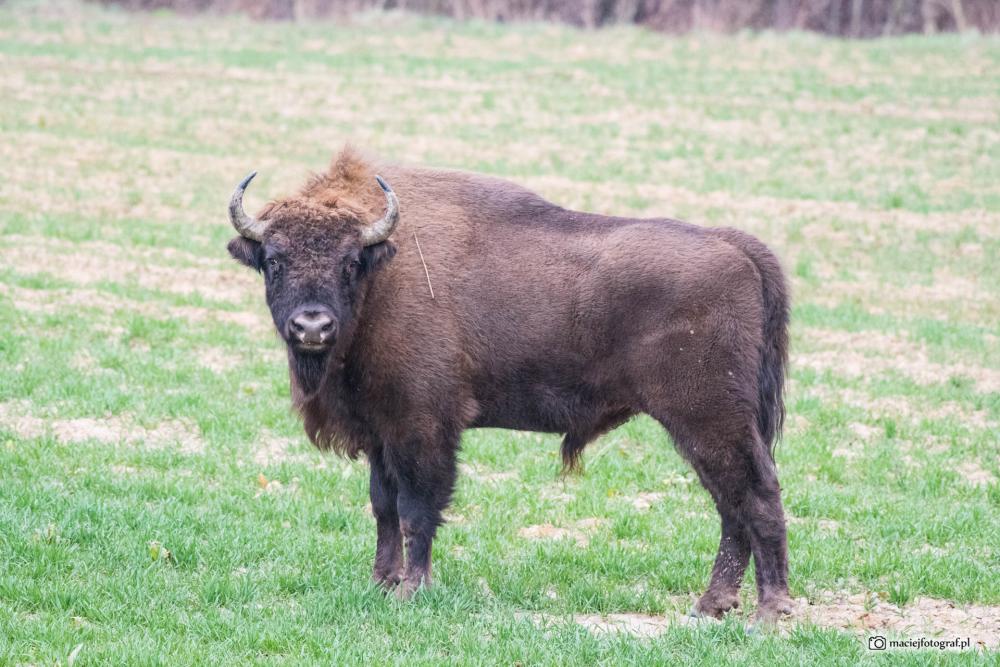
[518,593,1000,648]
[0,401,204,454]
[0,236,255,306]
[519,610,694,639]
[1,281,273,339]
[519,518,607,547]
[786,95,998,125]
[831,447,861,461]
[251,431,317,467]
[916,544,948,557]
[526,176,1000,241]
[956,461,997,487]
[849,422,879,441]
[181,307,273,337]
[0,401,48,439]
[0,130,253,226]
[790,592,1000,650]
[787,516,841,533]
[629,491,666,511]
[540,486,575,503]
[812,271,997,325]
[830,422,880,460]
[802,386,997,432]
[196,346,244,374]
[69,350,104,374]
[795,328,1000,395]
[787,414,810,434]
[67,417,202,454]
[459,462,517,484]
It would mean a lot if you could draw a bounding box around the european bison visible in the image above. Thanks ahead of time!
[226,147,793,621]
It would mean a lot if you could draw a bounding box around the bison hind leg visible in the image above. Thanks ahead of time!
[654,414,791,622]
[560,408,633,473]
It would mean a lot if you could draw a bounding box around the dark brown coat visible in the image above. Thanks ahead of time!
[227,147,793,620]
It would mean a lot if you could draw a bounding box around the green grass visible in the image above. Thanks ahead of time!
[1,1,998,663]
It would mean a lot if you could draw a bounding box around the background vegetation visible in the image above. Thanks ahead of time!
[95,0,1000,35]
[1,0,998,663]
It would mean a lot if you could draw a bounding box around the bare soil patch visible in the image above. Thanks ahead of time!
[629,491,666,511]
[787,516,842,533]
[518,593,1000,649]
[520,610,695,639]
[526,176,1000,240]
[0,401,204,454]
[794,328,1000,394]
[251,431,317,467]
[459,462,517,484]
[540,486,575,503]
[956,461,997,487]
[195,346,244,374]
[813,270,998,324]
[1,280,273,339]
[519,518,607,547]
[790,592,1000,650]
[1,236,255,305]
[800,386,997,432]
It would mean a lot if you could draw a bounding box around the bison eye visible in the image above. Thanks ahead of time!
[267,258,280,269]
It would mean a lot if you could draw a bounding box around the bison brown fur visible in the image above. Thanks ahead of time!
[226,147,794,620]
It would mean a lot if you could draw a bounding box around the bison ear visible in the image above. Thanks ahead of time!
[227,236,263,271]
[360,241,397,275]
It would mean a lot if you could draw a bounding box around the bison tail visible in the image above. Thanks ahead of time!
[719,229,790,461]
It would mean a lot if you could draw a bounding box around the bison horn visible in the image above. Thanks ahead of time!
[228,171,270,242]
[359,175,400,246]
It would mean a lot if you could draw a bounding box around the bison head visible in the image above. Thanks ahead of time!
[225,172,399,366]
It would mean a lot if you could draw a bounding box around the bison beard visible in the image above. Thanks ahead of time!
[226,147,794,621]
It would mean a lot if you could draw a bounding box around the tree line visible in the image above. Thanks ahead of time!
[96,0,1000,35]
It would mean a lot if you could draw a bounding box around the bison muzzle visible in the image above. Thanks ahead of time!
[225,147,794,622]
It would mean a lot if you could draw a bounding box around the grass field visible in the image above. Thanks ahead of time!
[1,1,998,663]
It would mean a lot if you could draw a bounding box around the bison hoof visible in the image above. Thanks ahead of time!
[693,589,741,619]
[393,575,429,600]
[373,570,402,591]
[753,594,795,624]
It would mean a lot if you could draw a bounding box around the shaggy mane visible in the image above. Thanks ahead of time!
[301,146,383,221]
[290,354,369,460]
[254,146,386,227]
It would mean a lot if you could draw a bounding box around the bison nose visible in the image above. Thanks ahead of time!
[288,308,336,346]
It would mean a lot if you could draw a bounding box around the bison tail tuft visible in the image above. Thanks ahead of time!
[719,229,790,460]
[560,436,587,474]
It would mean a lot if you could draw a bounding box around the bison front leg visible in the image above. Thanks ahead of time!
[391,444,458,599]
[369,452,403,589]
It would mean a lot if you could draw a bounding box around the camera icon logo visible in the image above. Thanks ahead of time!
[868,636,887,650]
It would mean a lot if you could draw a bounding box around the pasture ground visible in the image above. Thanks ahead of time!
[0,1,998,663]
